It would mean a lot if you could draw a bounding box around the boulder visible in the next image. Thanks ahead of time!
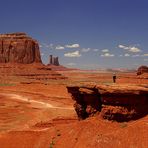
[0,32,42,64]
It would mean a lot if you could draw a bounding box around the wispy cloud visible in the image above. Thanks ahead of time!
[67,63,76,66]
[102,49,109,52]
[48,44,54,49]
[132,54,140,57]
[93,49,99,52]
[55,45,65,50]
[118,45,129,50]
[101,53,114,57]
[81,48,90,52]
[64,50,81,57]
[124,53,130,57]
[65,44,80,48]
[118,44,142,53]
[41,53,44,56]
[143,53,148,56]
[41,43,54,49]
[39,44,43,48]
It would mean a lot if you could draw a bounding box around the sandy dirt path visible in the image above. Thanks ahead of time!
[0,93,74,110]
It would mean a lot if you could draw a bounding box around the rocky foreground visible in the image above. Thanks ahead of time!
[67,84,148,122]
[0,83,147,148]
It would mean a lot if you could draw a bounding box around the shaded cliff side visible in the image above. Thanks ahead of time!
[137,65,148,75]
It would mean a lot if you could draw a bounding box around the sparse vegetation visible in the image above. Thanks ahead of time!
[0,83,15,86]
[120,122,128,128]
[49,130,61,148]
[49,138,55,148]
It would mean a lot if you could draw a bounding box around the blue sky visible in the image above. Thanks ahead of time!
[0,0,148,69]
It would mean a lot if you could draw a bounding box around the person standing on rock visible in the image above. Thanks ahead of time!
[113,73,117,83]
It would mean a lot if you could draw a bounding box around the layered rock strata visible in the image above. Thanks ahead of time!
[67,84,148,121]
[0,63,66,83]
[67,86,102,119]
[0,32,42,64]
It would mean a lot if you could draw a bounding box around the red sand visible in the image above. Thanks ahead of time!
[0,70,147,148]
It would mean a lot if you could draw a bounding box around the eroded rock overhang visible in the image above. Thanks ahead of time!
[67,84,148,122]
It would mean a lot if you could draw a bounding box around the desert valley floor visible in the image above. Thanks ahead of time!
[0,69,148,148]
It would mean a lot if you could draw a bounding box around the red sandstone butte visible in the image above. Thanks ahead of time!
[0,32,42,64]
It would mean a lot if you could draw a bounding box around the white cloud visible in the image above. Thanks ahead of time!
[101,53,114,57]
[102,49,109,52]
[118,45,129,50]
[124,53,130,57]
[118,44,141,53]
[129,47,141,53]
[81,48,90,52]
[55,45,65,50]
[67,63,76,66]
[65,44,80,48]
[64,50,81,57]
[119,55,123,57]
[143,53,148,56]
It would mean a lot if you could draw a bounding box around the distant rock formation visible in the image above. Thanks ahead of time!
[49,55,59,66]
[0,32,42,64]
[137,65,148,75]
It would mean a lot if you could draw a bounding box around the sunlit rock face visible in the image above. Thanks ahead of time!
[0,32,42,64]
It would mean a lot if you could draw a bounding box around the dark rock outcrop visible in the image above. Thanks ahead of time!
[67,84,148,122]
[67,85,102,120]
[49,55,59,66]
[97,85,148,121]
[0,32,42,64]
[137,65,148,75]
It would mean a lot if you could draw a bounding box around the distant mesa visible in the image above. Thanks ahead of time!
[48,55,59,66]
[0,32,42,64]
[137,65,148,75]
